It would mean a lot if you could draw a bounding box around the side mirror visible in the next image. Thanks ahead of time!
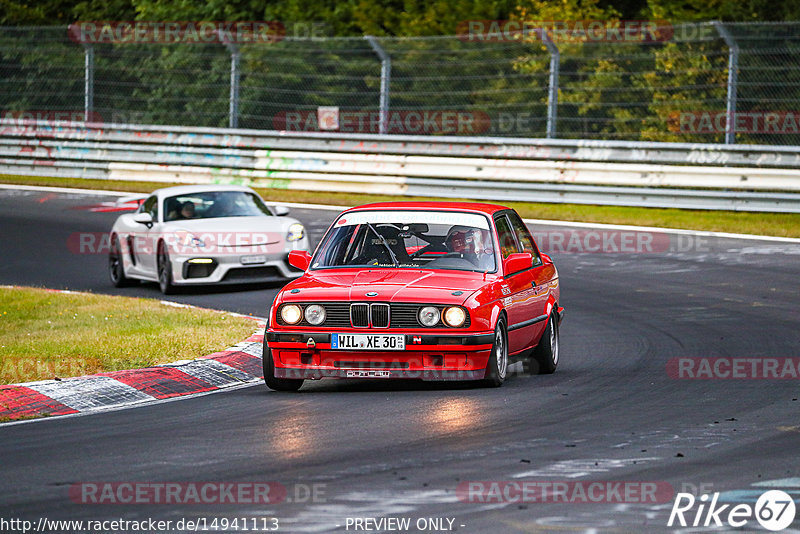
[541,253,552,264]
[273,206,290,216]
[133,212,153,226]
[503,252,533,275]
[288,250,311,271]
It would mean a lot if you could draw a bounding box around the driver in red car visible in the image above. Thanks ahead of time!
[447,228,495,271]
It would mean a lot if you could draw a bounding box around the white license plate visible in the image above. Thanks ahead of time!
[331,333,405,350]
[240,255,267,265]
[346,370,392,378]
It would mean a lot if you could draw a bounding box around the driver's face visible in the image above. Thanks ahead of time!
[450,231,469,253]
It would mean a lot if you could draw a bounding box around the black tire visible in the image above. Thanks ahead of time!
[262,337,304,392]
[525,311,560,375]
[483,317,508,387]
[109,235,133,287]
[157,242,177,295]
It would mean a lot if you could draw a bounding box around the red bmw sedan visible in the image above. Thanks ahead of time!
[263,202,563,391]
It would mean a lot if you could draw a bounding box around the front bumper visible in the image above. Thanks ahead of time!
[170,253,303,285]
[266,331,494,381]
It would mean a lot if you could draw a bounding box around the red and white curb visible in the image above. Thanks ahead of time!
[0,290,266,422]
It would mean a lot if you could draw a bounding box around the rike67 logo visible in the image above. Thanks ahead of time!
[668,490,796,531]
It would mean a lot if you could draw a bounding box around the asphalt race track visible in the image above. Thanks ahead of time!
[1,186,800,533]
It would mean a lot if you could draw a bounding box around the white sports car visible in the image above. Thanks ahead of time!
[108,185,310,294]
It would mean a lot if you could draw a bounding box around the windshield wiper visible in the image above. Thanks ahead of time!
[365,222,399,267]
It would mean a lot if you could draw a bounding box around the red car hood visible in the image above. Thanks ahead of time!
[283,269,491,305]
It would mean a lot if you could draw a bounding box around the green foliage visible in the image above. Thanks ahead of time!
[3,0,800,34]
[647,0,800,22]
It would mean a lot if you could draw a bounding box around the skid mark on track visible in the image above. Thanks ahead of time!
[305,438,548,481]
[512,457,662,479]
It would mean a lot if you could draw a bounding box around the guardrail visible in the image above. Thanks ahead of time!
[2,119,800,212]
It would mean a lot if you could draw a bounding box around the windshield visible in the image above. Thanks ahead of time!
[312,210,497,273]
[163,191,272,221]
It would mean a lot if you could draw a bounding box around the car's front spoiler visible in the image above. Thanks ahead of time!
[274,367,487,381]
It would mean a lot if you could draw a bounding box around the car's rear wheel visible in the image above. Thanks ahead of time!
[524,310,560,375]
[109,235,133,287]
[483,317,508,387]
[262,338,304,392]
[157,242,176,295]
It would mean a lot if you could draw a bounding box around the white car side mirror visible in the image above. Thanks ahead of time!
[133,212,153,225]
[273,206,290,216]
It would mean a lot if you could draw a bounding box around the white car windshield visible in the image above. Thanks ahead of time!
[164,191,272,221]
[312,210,497,273]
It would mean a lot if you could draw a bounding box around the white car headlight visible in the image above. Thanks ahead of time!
[418,306,440,327]
[280,304,302,325]
[287,223,305,242]
[304,304,326,325]
[443,306,467,327]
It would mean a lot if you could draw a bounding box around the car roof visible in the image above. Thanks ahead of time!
[151,184,256,198]
[342,201,510,216]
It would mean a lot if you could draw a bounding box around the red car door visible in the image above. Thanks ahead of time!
[507,211,551,346]
[494,213,539,355]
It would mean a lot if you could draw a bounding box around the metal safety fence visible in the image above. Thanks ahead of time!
[2,120,800,212]
[2,23,800,145]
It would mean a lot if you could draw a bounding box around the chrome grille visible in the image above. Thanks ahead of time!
[350,303,369,327]
[370,303,390,328]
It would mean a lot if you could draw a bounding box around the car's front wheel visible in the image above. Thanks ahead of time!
[109,235,133,287]
[483,317,508,387]
[262,338,304,392]
[524,310,560,375]
[157,242,176,295]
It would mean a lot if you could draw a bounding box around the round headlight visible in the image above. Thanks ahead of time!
[280,304,302,325]
[418,306,440,327]
[443,306,467,328]
[304,304,326,325]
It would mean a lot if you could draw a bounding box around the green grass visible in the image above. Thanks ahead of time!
[0,286,257,384]
[2,174,800,238]
[0,413,50,423]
